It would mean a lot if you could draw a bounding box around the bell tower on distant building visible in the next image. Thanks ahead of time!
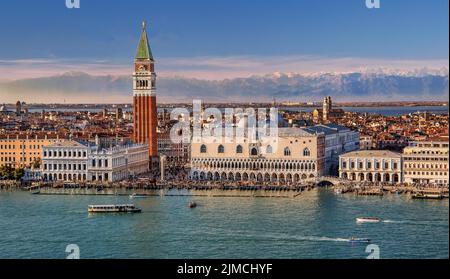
[323,96,332,122]
[132,21,158,159]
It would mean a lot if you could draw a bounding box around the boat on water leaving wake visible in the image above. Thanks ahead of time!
[356,217,382,223]
[31,189,41,195]
[88,204,142,213]
[348,237,371,244]
[411,193,444,200]
[129,193,148,199]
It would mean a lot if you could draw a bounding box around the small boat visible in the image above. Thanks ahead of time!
[349,237,371,244]
[129,193,148,199]
[356,217,381,223]
[411,193,444,200]
[88,204,142,213]
[30,188,41,195]
[188,202,197,208]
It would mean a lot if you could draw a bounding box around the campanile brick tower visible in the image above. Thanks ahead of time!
[132,21,157,159]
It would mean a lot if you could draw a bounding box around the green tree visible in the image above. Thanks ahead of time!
[13,168,25,181]
[0,165,14,179]
[32,159,41,169]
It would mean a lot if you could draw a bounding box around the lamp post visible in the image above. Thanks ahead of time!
[160,155,167,182]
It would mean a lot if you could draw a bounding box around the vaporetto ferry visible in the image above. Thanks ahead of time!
[88,204,142,213]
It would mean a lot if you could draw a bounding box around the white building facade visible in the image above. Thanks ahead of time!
[190,128,326,183]
[402,139,449,186]
[89,144,149,182]
[42,141,149,182]
[42,141,89,182]
[339,150,402,184]
[360,135,373,150]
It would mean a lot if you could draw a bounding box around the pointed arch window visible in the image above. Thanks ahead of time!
[236,145,243,154]
[284,147,291,156]
[303,148,311,157]
[266,145,273,154]
[200,145,207,153]
[251,148,258,156]
[218,145,225,154]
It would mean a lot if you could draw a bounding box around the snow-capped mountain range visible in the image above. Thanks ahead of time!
[0,68,448,103]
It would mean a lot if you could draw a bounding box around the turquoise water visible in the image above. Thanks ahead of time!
[0,190,448,259]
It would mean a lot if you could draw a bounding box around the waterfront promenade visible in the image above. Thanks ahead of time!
[0,180,20,190]
[2,179,448,199]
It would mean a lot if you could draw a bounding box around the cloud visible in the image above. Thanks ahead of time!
[153,55,450,80]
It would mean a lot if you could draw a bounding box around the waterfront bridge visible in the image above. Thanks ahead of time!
[305,176,349,186]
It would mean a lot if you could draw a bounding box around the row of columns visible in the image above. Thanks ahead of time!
[340,172,401,183]
[191,171,317,183]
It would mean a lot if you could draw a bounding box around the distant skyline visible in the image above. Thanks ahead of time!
[0,0,448,103]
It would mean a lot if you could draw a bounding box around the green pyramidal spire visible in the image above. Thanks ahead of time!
[135,21,154,60]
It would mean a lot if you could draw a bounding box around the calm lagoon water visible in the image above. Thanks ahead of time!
[0,189,448,259]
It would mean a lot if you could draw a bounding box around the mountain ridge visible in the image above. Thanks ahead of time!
[0,69,448,103]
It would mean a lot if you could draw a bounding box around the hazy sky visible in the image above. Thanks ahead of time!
[0,0,448,80]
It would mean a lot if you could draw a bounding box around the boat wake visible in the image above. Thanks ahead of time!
[250,232,356,243]
[205,229,360,243]
[261,233,370,244]
[285,235,350,242]
[382,219,404,223]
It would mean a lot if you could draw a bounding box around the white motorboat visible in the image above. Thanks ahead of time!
[349,237,371,243]
[356,217,381,223]
[129,193,148,199]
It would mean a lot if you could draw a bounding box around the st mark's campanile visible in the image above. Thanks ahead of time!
[132,21,157,159]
